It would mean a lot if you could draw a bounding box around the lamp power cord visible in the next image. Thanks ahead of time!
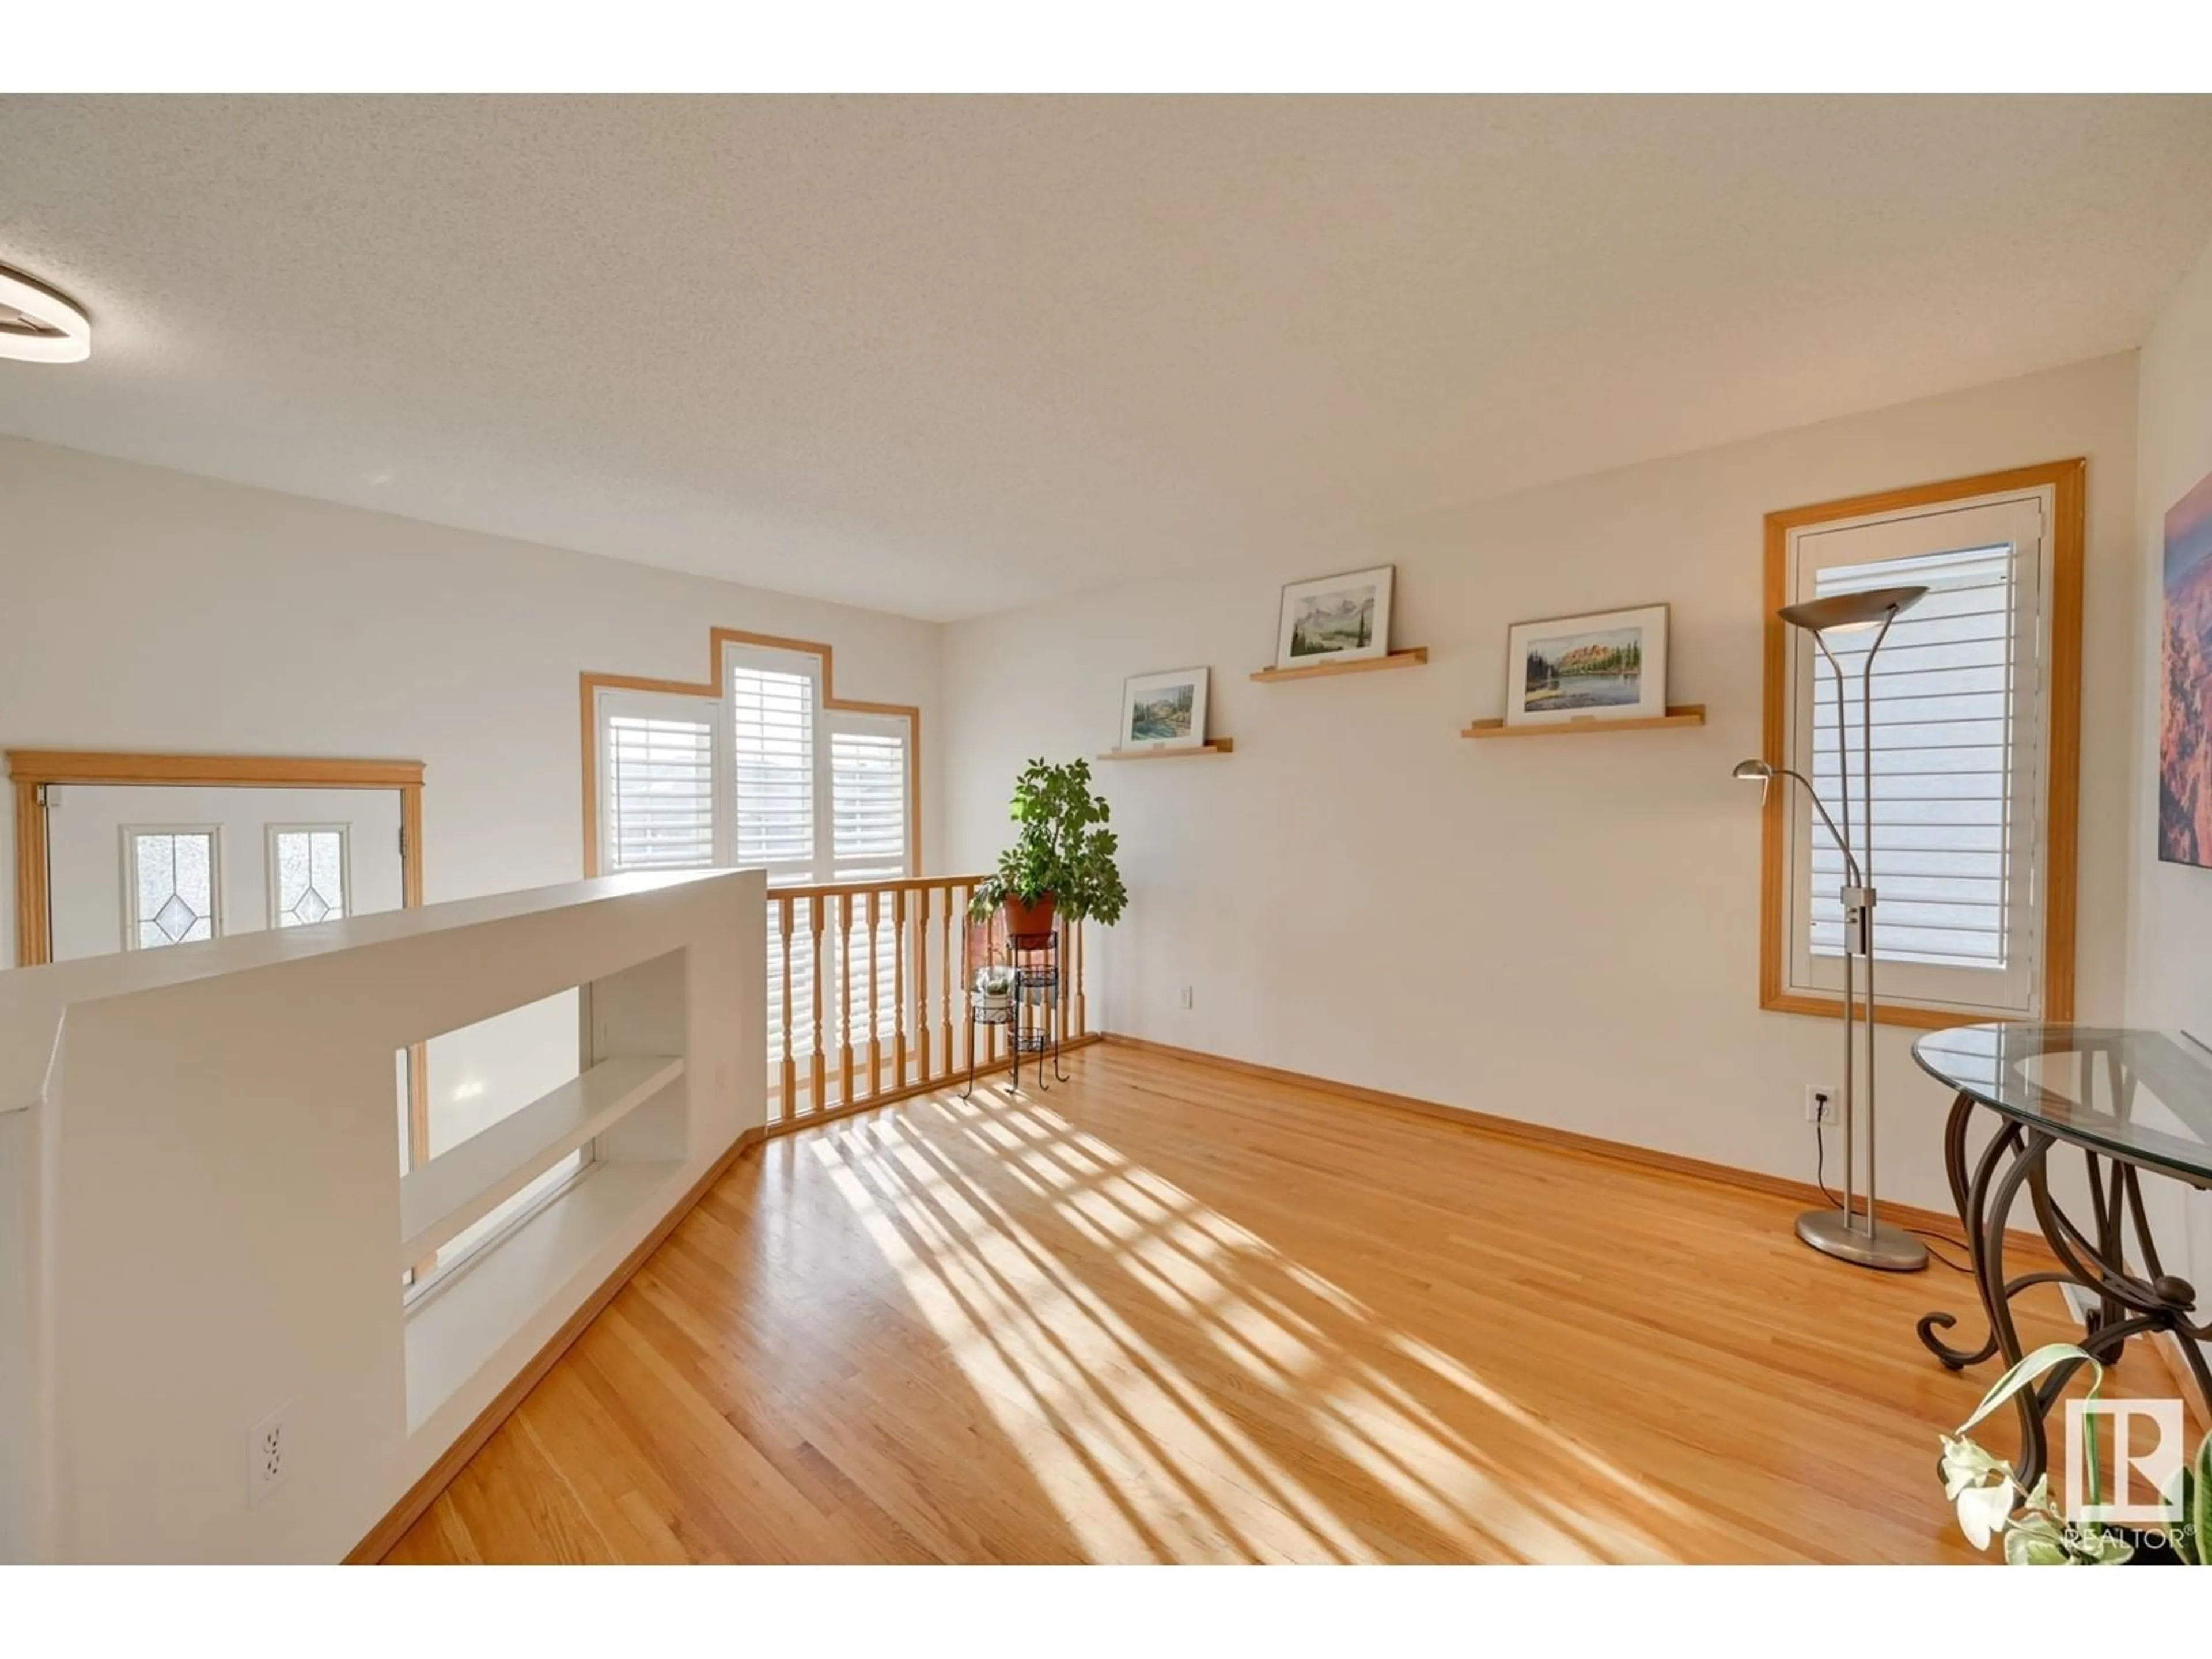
[1812,1115,1969,1274]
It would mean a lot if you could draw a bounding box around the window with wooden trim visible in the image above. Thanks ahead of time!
[589,636,917,1077]
[1760,462,2082,1028]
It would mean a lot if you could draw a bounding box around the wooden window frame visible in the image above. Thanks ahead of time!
[1758,459,2085,1029]
[579,627,922,880]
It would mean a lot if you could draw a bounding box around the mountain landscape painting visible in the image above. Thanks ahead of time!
[2161,467,2212,868]
[1522,626,1645,709]
[1290,588,1376,657]
[1503,602,1669,725]
[1275,565,1393,669]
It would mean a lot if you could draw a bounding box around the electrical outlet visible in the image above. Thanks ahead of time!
[1179,985,1194,1010]
[248,1403,292,1504]
[1804,1085,1837,1126]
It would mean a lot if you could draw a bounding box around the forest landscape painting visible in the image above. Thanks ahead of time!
[2161,467,2212,868]
[1120,667,1210,751]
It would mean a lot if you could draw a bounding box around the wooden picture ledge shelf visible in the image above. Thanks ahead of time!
[1099,740,1235,760]
[1461,704,1706,740]
[1250,648,1429,684]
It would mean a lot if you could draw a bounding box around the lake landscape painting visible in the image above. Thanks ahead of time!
[2161,467,2212,868]
[1275,565,1393,669]
[1504,603,1668,725]
[1120,666,1210,751]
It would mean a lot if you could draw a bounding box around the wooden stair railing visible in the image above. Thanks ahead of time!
[763,875,1092,1130]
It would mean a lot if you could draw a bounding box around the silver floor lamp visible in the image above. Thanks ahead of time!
[1736,583,1930,1272]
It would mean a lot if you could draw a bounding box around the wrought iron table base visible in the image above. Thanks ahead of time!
[1918,1089,2212,1487]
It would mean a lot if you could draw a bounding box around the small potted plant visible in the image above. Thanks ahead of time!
[1938,1339,2212,1565]
[970,962,1017,1018]
[969,757,1128,940]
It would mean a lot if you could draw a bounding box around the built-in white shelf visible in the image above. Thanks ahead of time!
[402,1157,680,1432]
[397,1054,684,1270]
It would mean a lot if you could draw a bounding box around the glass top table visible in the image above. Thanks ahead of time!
[1910,1022,2212,1487]
[1912,1022,2212,1186]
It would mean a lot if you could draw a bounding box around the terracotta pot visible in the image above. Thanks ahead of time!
[1001,892,1058,941]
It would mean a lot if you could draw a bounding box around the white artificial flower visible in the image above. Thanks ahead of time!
[1955,1478,2017,1551]
[1939,1433,2009,1500]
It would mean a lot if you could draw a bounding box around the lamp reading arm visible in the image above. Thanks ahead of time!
[1730,760,1862,887]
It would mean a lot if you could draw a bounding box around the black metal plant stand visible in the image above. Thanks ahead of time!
[961,929,1067,1100]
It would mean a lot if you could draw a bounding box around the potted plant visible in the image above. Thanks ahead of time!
[1938,1340,2212,1565]
[970,962,1017,1018]
[968,757,1128,941]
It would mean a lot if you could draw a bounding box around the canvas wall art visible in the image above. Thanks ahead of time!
[1503,603,1668,725]
[2160,467,2212,869]
[1119,668,1210,751]
[1275,565,1393,669]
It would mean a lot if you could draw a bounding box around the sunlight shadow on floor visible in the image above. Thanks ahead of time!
[808,1081,1711,1562]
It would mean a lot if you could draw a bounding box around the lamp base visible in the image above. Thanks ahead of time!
[1794,1207,1929,1272]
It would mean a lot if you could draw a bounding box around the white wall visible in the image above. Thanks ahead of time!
[0,438,946,953]
[946,353,2141,1215]
[2126,234,2212,1319]
[1,869,762,1562]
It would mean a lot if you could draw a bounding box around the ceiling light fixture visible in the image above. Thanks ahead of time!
[0,265,91,364]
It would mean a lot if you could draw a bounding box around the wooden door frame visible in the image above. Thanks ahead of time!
[6,749,431,1160]
[7,749,427,969]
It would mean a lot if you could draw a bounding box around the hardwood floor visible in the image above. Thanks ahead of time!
[383,1042,2161,1564]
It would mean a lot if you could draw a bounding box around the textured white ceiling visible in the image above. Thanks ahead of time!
[2,96,2210,621]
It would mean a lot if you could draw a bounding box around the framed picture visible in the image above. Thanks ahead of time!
[1119,668,1210,751]
[1275,564,1393,669]
[1505,603,1669,725]
[2160,466,2212,868]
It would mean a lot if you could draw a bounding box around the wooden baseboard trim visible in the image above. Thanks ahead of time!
[1103,1034,2052,1264]
[761,1031,1106,1140]
[346,1122,767,1564]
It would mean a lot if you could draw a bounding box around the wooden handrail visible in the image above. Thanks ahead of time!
[768,873,989,903]
[759,874,1089,1132]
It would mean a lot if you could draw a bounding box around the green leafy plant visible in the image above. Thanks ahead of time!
[1938,1340,2211,1565]
[968,757,1127,927]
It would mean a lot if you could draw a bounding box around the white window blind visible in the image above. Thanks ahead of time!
[1782,487,2052,1020]
[1809,545,2016,969]
[732,662,816,879]
[600,696,719,873]
[831,724,910,880]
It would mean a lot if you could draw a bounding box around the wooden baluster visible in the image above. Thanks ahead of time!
[1057,916,1070,1040]
[787,898,805,1119]
[893,887,910,1091]
[866,889,883,1099]
[1074,917,1087,1037]
[809,893,826,1113]
[942,882,958,1082]
[840,891,857,1107]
